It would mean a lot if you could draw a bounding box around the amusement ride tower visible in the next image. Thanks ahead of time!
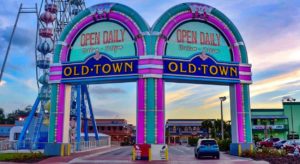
[0,0,87,149]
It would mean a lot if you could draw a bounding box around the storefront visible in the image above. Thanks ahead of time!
[165,119,215,145]
[251,108,288,141]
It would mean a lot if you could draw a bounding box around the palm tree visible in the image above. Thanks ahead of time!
[201,120,213,138]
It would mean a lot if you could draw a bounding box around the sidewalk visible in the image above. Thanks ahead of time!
[37,145,119,164]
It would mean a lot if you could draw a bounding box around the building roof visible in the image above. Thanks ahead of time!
[166,123,203,126]
[94,123,128,126]
[166,119,215,126]
[0,124,15,127]
[167,119,215,121]
[283,102,300,105]
[251,108,283,112]
[95,119,127,121]
[251,115,288,119]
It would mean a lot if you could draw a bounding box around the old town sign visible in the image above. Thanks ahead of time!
[163,52,240,84]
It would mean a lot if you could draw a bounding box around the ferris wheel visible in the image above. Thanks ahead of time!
[32,0,86,148]
[0,0,86,148]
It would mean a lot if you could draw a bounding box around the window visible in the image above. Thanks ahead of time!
[201,140,217,146]
[119,127,123,131]
[101,127,105,131]
[108,127,111,131]
[113,127,116,131]
[89,126,93,131]
[253,119,257,125]
[270,119,274,125]
[14,133,20,140]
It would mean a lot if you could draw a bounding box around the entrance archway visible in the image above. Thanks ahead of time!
[46,2,253,156]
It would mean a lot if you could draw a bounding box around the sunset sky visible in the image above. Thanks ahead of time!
[0,0,300,125]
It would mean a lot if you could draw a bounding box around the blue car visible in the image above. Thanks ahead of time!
[194,139,220,159]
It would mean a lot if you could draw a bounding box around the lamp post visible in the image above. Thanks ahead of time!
[282,96,296,140]
[219,96,226,140]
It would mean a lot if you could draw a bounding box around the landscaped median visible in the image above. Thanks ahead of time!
[0,152,47,163]
[242,148,300,164]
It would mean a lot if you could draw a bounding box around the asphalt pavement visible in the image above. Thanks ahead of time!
[69,145,269,164]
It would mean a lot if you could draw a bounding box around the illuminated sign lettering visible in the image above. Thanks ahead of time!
[166,21,231,62]
[163,53,239,80]
[62,53,138,80]
[69,21,135,62]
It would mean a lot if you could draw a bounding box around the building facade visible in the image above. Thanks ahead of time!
[283,102,300,139]
[166,119,215,144]
[251,108,289,141]
[87,119,135,144]
[251,101,300,141]
[0,124,14,140]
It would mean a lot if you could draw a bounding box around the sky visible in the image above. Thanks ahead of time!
[0,0,300,125]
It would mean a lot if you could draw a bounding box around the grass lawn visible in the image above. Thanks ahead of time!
[0,153,20,160]
[0,152,47,162]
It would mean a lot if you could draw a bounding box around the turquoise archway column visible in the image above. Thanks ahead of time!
[137,78,165,144]
[136,40,165,144]
[146,79,156,143]
[243,85,252,143]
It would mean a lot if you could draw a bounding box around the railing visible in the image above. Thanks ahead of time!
[0,136,111,153]
[71,137,110,153]
[0,140,48,152]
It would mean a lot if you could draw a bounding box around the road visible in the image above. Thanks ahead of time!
[69,145,268,164]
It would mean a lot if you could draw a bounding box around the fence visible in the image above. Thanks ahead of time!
[0,140,47,152]
[0,136,110,153]
[71,137,110,153]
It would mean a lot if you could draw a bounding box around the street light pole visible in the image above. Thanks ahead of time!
[219,96,226,140]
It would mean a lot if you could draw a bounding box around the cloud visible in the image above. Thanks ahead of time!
[89,85,126,96]
[0,80,6,87]
[270,90,300,101]
[0,26,35,48]
[0,16,11,29]
[250,69,300,97]
[166,85,198,105]
[2,73,38,92]
[93,108,121,117]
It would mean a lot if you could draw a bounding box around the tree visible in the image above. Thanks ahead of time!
[201,120,213,138]
[5,106,32,124]
[214,119,231,139]
[0,108,5,124]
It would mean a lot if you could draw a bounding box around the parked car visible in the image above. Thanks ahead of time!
[194,139,220,159]
[257,138,280,148]
[273,140,286,149]
[283,140,300,153]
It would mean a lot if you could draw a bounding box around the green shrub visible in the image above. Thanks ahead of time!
[217,139,231,151]
[188,138,198,146]
[242,147,288,160]
[2,152,46,162]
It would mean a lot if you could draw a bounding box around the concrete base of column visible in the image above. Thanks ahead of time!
[230,143,254,156]
[44,143,71,156]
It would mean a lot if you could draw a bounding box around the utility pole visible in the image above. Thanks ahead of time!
[219,96,226,140]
